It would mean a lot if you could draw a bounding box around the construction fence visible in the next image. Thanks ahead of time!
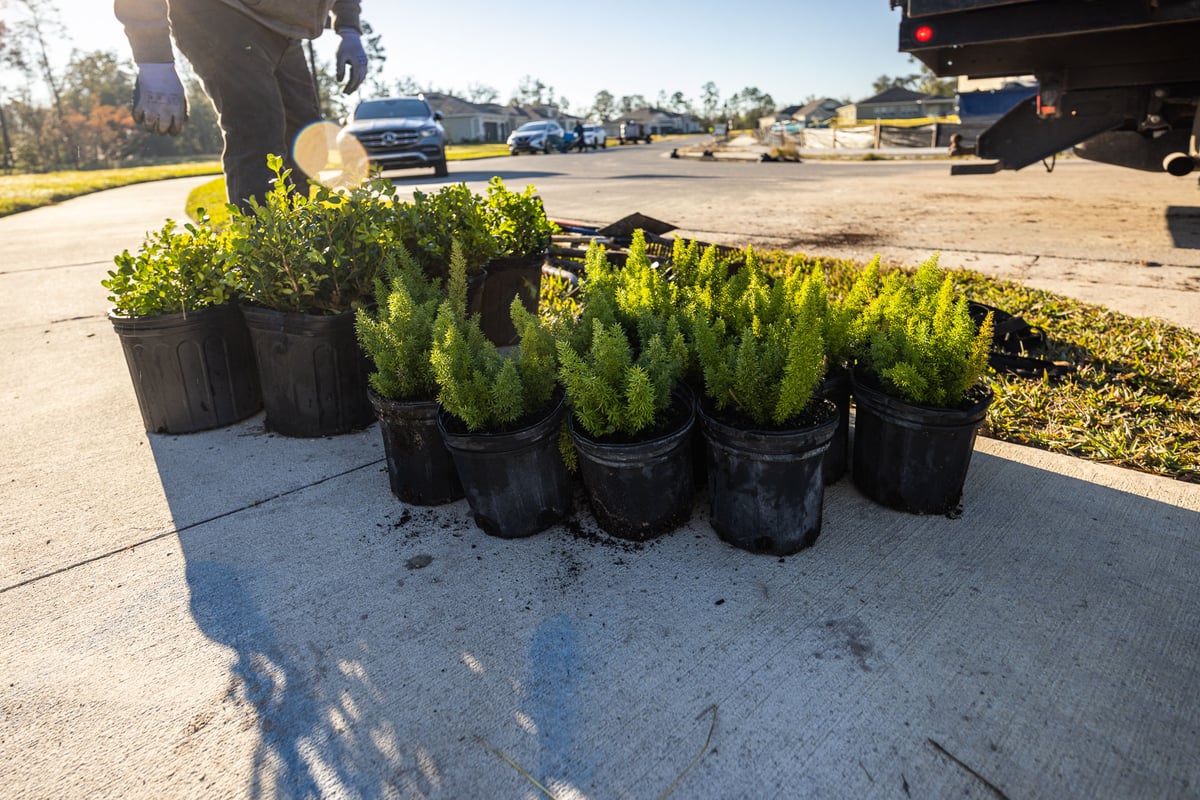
[764,118,990,150]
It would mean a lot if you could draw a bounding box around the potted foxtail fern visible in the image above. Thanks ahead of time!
[356,244,462,505]
[556,237,695,541]
[430,242,571,539]
[686,258,837,555]
[851,255,994,515]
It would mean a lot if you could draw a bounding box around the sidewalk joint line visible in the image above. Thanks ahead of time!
[0,459,384,595]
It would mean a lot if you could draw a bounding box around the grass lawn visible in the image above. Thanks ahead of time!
[0,162,222,218]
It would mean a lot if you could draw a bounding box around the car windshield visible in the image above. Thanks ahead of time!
[518,122,550,132]
[354,99,430,120]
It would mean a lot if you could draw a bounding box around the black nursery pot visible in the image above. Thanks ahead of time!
[816,367,852,484]
[240,306,374,437]
[368,390,463,506]
[437,392,572,539]
[700,399,838,556]
[109,303,261,434]
[479,253,545,346]
[850,368,993,515]
[569,387,696,541]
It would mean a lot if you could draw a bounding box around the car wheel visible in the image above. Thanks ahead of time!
[433,159,448,178]
[510,149,518,156]
[543,141,551,154]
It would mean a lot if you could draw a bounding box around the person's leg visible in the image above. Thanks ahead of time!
[168,0,299,210]
[275,39,323,182]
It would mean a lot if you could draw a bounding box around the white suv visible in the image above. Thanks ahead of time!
[582,124,608,149]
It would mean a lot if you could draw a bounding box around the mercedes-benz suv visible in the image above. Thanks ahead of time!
[338,96,448,177]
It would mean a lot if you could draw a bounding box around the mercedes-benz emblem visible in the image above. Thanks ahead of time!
[382,132,398,146]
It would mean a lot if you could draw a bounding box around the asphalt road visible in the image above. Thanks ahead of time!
[388,136,1200,331]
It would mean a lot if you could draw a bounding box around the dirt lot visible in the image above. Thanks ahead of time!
[455,148,1200,332]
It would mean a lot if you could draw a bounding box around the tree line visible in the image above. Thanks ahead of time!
[1,0,925,173]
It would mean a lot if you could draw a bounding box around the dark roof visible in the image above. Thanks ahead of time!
[856,87,928,105]
[797,97,840,115]
[423,92,487,116]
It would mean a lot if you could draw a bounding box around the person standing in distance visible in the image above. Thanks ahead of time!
[114,0,369,211]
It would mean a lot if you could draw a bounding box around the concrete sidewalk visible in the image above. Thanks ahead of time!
[2,179,1198,799]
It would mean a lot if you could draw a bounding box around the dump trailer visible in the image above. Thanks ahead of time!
[892,0,1200,176]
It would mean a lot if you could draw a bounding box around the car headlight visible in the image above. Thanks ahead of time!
[419,126,439,138]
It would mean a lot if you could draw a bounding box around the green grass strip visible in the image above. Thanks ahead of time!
[0,162,222,218]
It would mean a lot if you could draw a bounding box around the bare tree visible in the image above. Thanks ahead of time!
[465,83,499,104]
[9,0,67,118]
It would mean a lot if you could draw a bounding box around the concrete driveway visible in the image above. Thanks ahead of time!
[1,173,1197,799]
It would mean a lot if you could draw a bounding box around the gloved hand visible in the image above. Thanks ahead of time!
[335,29,369,94]
[132,63,188,136]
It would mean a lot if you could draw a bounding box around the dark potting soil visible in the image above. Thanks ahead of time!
[701,397,837,433]
[437,394,561,436]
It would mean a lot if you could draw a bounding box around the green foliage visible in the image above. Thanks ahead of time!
[823,255,880,367]
[226,155,392,314]
[556,316,687,438]
[430,242,558,431]
[392,183,496,279]
[484,177,558,258]
[687,262,826,427]
[103,217,234,317]
[2,162,222,219]
[554,232,689,436]
[858,255,993,407]
[355,244,442,401]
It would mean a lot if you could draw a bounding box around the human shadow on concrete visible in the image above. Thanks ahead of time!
[1166,206,1200,249]
[147,420,1200,798]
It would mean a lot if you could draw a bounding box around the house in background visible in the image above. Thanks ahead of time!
[612,107,701,136]
[956,76,1038,125]
[838,87,956,123]
[423,93,515,144]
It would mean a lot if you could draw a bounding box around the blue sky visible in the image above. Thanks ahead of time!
[42,0,917,111]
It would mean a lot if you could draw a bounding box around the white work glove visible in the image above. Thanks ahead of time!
[132,63,188,136]
[335,29,368,94]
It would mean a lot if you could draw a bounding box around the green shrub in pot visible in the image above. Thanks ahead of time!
[484,176,557,260]
[356,245,463,504]
[104,218,235,317]
[227,154,390,315]
[851,255,996,515]
[685,260,837,554]
[223,154,388,436]
[554,234,695,539]
[393,183,496,281]
[430,241,570,538]
[429,242,557,432]
[103,217,261,434]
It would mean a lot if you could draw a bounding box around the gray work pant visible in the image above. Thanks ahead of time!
[169,0,322,211]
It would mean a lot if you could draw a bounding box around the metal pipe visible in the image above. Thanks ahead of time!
[1162,152,1195,176]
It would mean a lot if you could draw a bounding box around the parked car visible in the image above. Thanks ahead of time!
[618,120,652,145]
[338,96,448,177]
[508,121,566,155]
[582,124,608,149]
